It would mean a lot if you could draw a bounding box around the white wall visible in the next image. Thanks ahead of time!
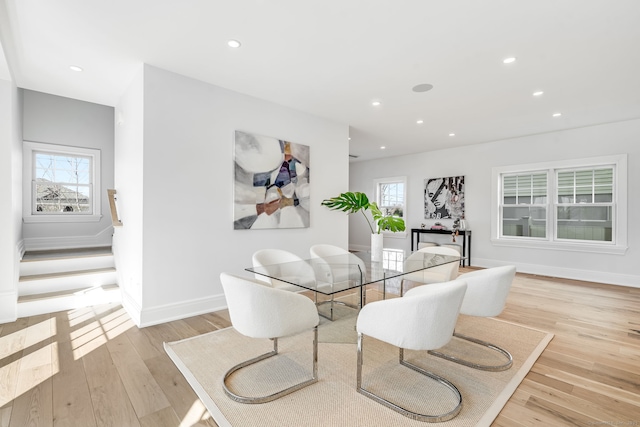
[113,67,145,325]
[114,65,349,326]
[21,90,115,250]
[0,78,22,323]
[350,119,640,287]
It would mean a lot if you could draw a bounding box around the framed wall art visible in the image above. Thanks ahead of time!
[233,130,310,229]
[424,175,465,220]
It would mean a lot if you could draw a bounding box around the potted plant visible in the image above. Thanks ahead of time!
[321,192,405,261]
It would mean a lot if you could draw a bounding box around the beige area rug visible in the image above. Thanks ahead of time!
[165,315,552,427]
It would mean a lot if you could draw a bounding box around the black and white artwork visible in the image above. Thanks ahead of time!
[424,176,465,220]
[233,130,310,229]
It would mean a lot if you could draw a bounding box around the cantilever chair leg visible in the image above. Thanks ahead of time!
[356,333,463,422]
[223,327,318,403]
[428,332,513,372]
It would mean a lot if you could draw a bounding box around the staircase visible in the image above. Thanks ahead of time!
[18,246,121,318]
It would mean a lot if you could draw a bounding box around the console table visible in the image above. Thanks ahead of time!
[410,228,472,267]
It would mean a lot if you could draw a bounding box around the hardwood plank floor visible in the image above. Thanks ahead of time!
[1,270,639,426]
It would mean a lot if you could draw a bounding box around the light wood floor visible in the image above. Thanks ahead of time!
[1,270,639,426]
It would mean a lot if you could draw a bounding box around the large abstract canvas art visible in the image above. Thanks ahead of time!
[424,176,465,220]
[234,130,310,229]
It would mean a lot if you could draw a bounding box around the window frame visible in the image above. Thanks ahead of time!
[500,172,549,240]
[554,167,615,243]
[23,141,102,223]
[374,176,407,238]
[491,154,627,255]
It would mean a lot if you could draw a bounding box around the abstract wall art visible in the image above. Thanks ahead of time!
[234,130,310,229]
[424,175,465,220]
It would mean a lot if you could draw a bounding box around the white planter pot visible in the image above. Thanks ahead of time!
[371,233,384,262]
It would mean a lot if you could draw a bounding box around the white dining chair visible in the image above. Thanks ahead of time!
[252,248,316,292]
[309,244,366,285]
[424,265,517,371]
[309,244,370,318]
[400,246,460,296]
[356,279,468,422]
[220,272,320,403]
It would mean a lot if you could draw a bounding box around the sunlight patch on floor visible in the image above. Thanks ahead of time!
[0,318,56,360]
[1,342,60,407]
[179,400,212,427]
[70,307,134,360]
[0,317,58,407]
[67,306,100,327]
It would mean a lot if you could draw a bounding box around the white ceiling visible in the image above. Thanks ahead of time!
[1,1,639,161]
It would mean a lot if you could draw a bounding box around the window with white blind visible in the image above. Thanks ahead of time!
[23,141,102,223]
[556,168,614,242]
[492,155,627,254]
[501,172,548,239]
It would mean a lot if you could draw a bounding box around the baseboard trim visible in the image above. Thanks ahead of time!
[472,257,640,288]
[120,288,142,327]
[0,290,18,324]
[347,247,639,289]
[23,226,114,252]
[16,239,25,260]
[120,290,227,329]
[138,294,228,328]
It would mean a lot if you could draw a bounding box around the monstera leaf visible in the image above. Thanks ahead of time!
[370,202,406,233]
[320,192,371,214]
[321,191,405,234]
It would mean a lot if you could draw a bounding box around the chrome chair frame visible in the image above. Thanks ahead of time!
[356,333,463,422]
[223,326,318,404]
[312,263,365,321]
[310,244,368,321]
[428,331,513,371]
[426,265,516,371]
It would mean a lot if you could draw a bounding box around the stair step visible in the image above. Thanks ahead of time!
[20,267,116,282]
[18,267,117,296]
[20,247,115,276]
[18,283,120,303]
[17,284,121,318]
[21,246,113,261]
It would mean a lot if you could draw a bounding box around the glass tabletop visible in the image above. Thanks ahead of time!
[245,250,461,296]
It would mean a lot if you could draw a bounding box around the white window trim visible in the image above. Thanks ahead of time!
[491,154,627,255]
[23,141,102,223]
[374,175,407,239]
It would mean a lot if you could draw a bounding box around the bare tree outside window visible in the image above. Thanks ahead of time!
[34,152,91,214]
[378,182,404,218]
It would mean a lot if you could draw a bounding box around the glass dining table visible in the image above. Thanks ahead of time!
[245,249,462,317]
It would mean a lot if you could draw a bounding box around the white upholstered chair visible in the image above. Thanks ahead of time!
[417,241,439,249]
[399,246,460,296]
[424,265,517,371]
[309,244,369,318]
[356,279,468,422]
[220,272,320,403]
[252,249,316,292]
[309,244,366,285]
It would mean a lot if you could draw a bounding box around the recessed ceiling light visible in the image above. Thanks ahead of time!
[416,119,424,124]
[533,91,544,96]
[449,133,456,137]
[412,83,434,93]
[552,112,562,117]
[503,57,516,64]
[371,100,381,107]
[227,39,241,48]
[69,65,83,72]
[380,146,386,150]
